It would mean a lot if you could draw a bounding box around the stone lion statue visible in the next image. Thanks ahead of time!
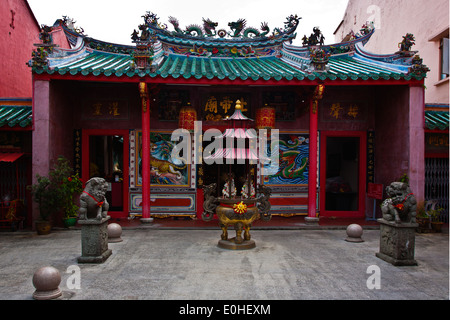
[381,182,417,224]
[78,177,109,220]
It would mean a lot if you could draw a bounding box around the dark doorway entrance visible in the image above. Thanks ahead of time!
[320,131,366,218]
[82,129,129,218]
[325,137,359,211]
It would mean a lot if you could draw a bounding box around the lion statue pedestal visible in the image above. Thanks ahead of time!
[78,216,112,263]
[77,177,112,264]
[376,182,418,266]
[376,218,418,266]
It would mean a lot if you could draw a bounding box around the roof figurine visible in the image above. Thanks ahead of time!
[410,55,430,76]
[203,18,218,37]
[309,47,331,72]
[28,24,59,69]
[39,25,53,45]
[61,16,85,35]
[359,22,374,36]
[399,33,416,53]
[131,19,157,71]
[302,27,325,46]
[228,18,246,37]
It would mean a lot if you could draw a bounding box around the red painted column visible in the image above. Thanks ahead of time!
[306,85,324,225]
[140,82,153,223]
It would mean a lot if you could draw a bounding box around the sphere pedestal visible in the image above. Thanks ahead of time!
[107,223,123,243]
[345,224,364,242]
[32,266,62,300]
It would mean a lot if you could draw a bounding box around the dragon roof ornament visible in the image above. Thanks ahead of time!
[136,11,301,45]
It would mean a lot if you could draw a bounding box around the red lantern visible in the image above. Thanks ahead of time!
[178,104,197,131]
[256,104,275,130]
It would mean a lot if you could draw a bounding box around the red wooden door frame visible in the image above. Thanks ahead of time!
[82,129,129,219]
[319,131,367,218]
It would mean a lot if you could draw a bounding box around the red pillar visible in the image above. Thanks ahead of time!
[306,84,324,225]
[140,82,153,223]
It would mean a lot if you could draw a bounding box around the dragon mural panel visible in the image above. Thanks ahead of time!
[262,133,309,186]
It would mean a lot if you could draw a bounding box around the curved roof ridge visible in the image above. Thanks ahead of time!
[141,12,301,48]
[353,42,410,73]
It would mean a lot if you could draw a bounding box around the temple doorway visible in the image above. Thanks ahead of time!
[320,131,366,217]
[82,129,129,218]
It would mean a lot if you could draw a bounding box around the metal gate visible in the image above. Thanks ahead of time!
[0,158,28,203]
[425,157,449,222]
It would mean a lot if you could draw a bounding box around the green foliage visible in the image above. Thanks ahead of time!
[416,201,427,218]
[61,173,83,218]
[429,207,444,222]
[28,156,83,221]
[396,173,409,184]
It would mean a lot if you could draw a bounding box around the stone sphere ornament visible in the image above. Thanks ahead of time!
[345,224,364,242]
[107,223,123,243]
[32,266,62,300]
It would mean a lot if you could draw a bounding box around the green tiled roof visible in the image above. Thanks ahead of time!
[0,106,32,128]
[156,55,305,80]
[38,49,422,82]
[425,110,449,130]
[43,51,308,80]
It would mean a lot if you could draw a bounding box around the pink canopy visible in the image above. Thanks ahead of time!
[204,147,270,161]
[217,128,257,139]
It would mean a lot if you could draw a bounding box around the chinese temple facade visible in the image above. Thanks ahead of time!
[29,13,429,225]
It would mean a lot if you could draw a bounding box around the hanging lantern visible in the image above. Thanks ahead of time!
[256,104,276,130]
[178,102,197,131]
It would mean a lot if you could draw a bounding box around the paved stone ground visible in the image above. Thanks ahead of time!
[0,228,448,301]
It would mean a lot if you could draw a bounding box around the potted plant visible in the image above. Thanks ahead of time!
[28,156,82,233]
[415,201,431,231]
[429,206,445,233]
[28,174,62,234]
[61,173,83,227]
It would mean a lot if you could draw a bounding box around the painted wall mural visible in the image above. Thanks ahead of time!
[135,130,190,187]
[262,132,309,186]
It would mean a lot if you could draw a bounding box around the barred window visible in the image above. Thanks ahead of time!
[440,37,449,80]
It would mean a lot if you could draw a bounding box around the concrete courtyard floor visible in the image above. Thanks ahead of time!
[0,228,448,301]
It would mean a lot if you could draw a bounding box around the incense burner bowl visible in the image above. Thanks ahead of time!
[202,183,272,250]
[216,198,259,247]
